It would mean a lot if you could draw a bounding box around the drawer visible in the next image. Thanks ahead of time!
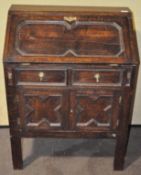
[72,69,124,86]
[15,68,67,86]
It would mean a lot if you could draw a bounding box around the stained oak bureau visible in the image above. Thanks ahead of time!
[3,5,140,170]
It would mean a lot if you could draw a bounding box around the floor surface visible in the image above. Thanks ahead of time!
[0,127,141,175]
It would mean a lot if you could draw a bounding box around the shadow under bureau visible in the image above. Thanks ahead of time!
[3,5,140,170]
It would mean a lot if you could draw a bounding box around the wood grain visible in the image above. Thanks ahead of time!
[3,5,139,170]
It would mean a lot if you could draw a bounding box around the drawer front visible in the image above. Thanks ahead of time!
[72,69,124,86]
[17,88,69,131]
[70,89,121,131]
[15,68,67,86]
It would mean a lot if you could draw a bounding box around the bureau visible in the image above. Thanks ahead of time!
[3,5,139,170]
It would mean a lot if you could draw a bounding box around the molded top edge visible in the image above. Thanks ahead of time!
[9,5,131,15]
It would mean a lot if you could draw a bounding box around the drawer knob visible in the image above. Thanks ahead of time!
[94,73,100,83]
[64,16,77,23]
[38,72,45,81]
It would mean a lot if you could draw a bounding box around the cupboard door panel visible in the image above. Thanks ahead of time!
[70,90,121,131]
[17,88,69,131]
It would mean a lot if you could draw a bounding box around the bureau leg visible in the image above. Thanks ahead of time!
[114,131,129,170]
[10,136,23,169]
[114,90,132,171]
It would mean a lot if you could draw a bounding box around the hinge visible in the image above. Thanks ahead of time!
[8,72,12,80]
[17,118,20,125]
[15,95,20,103]
[119,96,122,104]
[127,71,131,81]
[109,64,118,66]
[116,120,119,127]
[120,10,129,13]
[20,63,31,66]
[7,71,13,85]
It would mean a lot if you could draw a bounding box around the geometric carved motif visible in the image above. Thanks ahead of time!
[76,95,113,128]
[24,95,63,129]
[16,20,124,57]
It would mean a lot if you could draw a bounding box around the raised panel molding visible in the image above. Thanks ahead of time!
[15,20,124,57]
[24,94,63,129]
[76,94,113,128]
[3,5,139,170]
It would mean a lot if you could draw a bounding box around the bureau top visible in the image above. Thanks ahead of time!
[3,5,139,64]
[9,5,131,16]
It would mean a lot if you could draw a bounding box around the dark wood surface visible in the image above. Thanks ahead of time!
[3,5,139,64]
[3,5,139,171]
[9,5,131,13]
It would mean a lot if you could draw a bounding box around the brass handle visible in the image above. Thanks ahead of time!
[70,109,74,113]
[38,72,45,81]
[64,16,77,23]
[8,72,12,80]
[112,133,116,138]
[127,71,131,80]
[94,73,100,83]
[119,96,122,104]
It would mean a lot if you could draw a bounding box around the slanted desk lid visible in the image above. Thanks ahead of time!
[3,5,139,64]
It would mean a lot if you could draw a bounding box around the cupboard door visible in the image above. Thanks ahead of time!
[17,88,69,131]
[70,90,121,131]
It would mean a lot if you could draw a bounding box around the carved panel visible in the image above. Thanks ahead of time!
[15,20,124,57]
[73,90,120,130]
[19,89,67,130]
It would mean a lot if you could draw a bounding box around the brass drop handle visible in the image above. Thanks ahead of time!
[94,73,100,83]
[38,72,45,81]
[64,16,77,23]
[8,72,12,80]
[70,109,74,113]
[127,71,131,80]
